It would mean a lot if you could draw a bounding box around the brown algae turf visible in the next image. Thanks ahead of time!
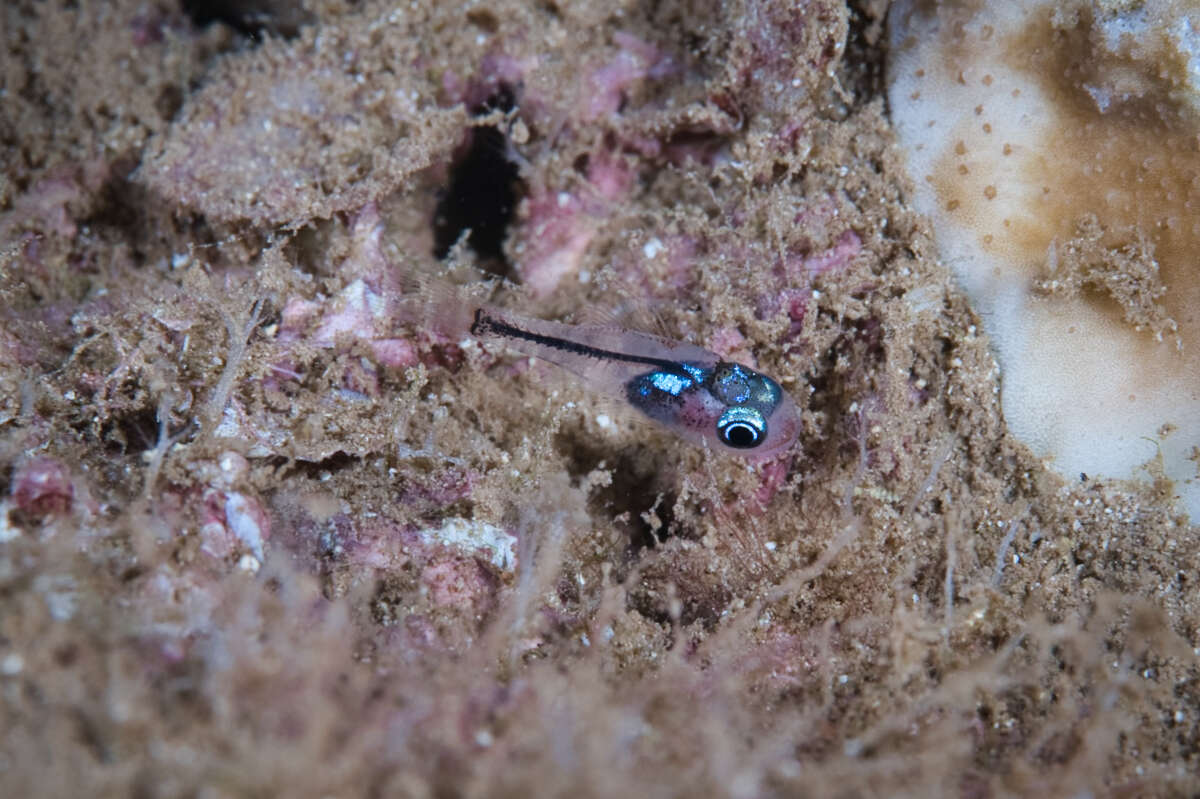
[0,1,1197,796]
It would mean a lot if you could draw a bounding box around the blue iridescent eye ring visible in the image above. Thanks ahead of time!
[716,406,766,449]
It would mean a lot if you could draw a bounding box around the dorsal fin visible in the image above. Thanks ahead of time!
[572,268,680,341]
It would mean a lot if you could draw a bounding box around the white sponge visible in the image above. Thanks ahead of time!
[888,1,1200,518]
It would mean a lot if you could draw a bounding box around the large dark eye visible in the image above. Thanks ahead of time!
[717,407,766,449]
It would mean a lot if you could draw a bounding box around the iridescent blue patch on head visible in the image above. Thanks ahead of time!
[649,370,692,397]
[625,366,699,424]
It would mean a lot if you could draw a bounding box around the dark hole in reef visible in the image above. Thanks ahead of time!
[0,463,11,498]
[432,88,524,275]
[465,8,499,33]
[627,574,731,629]
[119,565,146,584]
[843,0,888,105]
[289,451,362,481]
[85,172,153,264]
[101,405,162,455]
[283,222,341,279]
[181,0,309,40]
[553,426,683,556]
[155,85,184,122]
[623,486,679,555]
[659,129,729,167]
[370,572,421,626]
[86,170,250,273]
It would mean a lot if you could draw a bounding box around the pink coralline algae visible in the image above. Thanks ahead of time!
[441,52,531,112]
[191,453,271,568]
[445,32,683,298]
[608,233,702,296]
[708,326,754,366]
[277,206,420,378]
[725,0,847,141]
[729,220,861,337]
[790,230,861,279]
[752,457,792,510]
[0,159,111,240]
[11,457,74,517]
[339,517,413,572]
[709,455,793,525]
[421,555,500,614]
[303,278,418,371]
[581,32,676,123]
[513,150,638,298]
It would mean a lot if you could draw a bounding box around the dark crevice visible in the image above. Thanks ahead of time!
[626,491,678,555]
[181,0,310,40]
[843,0,888,106]
[465,8,499,33]
[87,169,256,273]
[432,88,524,275]
[289,451,362,480]
[101,405,160,455]
[554,427,681,557]
[627,579,731,629]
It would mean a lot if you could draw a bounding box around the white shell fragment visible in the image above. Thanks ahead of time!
[427,517,518,572]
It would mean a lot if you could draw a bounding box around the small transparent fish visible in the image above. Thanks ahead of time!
[466,304,800,459]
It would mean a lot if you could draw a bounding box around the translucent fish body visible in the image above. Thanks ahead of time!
[469,305,799,459]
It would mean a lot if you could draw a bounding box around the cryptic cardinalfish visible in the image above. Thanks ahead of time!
[461,303,800,459]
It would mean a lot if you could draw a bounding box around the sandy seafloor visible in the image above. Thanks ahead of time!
[1,1,1198,796]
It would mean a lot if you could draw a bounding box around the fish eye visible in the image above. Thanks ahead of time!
[717,407,766,449]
